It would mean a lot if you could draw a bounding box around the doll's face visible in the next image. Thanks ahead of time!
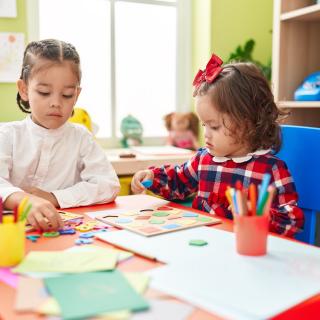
[171,114,189,131]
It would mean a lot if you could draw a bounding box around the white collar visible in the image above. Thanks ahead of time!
[211,149,271,163]
[26,115,69,137]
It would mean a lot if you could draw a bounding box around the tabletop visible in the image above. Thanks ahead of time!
[0,196,319,320]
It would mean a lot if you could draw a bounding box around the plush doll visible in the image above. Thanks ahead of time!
[164,112,199,150]
[120,114,143,148]
[69,107,99,134]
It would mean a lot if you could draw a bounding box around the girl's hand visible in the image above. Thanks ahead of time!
[26,195,64,231]
[4,192,63,231]
[131,170,154,194]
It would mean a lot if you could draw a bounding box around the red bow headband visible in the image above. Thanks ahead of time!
[193,53,223,90]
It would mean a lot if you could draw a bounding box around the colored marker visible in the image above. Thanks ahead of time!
[20,203,32,222]
[0,196,2,223]
[235,180,243,191]
[257,173,271,209]
[249,183,257,216]
[225,187,233,206]
[263,186,276,216]
[18,196,29,220]
[13,206,18,223]
[141,179,153,188]
[236,190,244,215]
[257,191,269,216]
[231,188,239,214]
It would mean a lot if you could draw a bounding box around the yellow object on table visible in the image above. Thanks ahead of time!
[0,220,25,267]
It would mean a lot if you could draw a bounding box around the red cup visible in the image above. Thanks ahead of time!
[234,214,269,256]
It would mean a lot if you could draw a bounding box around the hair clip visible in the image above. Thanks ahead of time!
[193,53,223,90]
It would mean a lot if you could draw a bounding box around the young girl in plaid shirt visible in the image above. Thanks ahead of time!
[131,54,304,237]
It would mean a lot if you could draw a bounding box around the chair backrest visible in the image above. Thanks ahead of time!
[276,125,320,244]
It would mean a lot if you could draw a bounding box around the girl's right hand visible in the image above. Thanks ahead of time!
[26,195,64,231]
[131,170,154,194]
[4,192,63,231]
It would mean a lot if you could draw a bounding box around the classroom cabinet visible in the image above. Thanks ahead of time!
[272,0,320,126]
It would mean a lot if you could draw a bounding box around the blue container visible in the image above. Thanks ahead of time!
[294,71,320,101]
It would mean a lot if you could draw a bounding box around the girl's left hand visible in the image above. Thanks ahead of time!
[23,187,59,207]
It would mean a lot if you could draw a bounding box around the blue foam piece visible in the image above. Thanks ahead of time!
[59,229,76,235]
[141,179,153,188]
[182,212,198,217]
[115,218,133,224]
[162,223,181,230]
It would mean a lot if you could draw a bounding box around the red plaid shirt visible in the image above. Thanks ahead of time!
[149,148,304,237]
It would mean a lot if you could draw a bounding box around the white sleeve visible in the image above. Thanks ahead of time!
[0,127,23,202]
[51,134,120,208]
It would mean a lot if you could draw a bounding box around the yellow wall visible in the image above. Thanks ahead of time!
[0,0,27,122]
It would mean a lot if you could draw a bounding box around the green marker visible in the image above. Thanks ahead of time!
[257,191,269,216]
[20,203,32,221]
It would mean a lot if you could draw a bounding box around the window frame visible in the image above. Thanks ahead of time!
[26,0,192,148]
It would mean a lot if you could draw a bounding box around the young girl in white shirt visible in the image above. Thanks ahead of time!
[0,39,120,231]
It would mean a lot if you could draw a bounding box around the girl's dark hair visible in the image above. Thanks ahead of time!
[194,62,287,153]
[17,39,81,113]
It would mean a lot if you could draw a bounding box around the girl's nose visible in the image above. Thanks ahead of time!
[204,127,211,139]
[50,96,62,108]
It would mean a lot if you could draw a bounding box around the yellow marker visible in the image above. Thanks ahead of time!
[18,196,29,219]
[225,187,233,205]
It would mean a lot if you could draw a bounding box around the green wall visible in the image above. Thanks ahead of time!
[192,0,273,77]
[211,0,273,64]
[192,0,273,145]
[0,0,27,122]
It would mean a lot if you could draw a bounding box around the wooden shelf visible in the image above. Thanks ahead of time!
[273,0,320,127]
[278,101,320,108]
[281,4,320,21]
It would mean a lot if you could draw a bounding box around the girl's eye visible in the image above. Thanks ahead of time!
[63,95,74,99]
[210,126,220,130]
[38,91,49,96]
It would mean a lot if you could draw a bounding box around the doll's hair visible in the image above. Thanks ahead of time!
[17,39,81,113]
[194,62,287,153]
[164,112,199,138]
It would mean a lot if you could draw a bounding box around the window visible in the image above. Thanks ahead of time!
[28,0,191,146]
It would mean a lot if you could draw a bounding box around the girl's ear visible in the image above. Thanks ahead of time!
[17,79,28,101]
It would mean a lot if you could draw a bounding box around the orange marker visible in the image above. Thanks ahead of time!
[249,183,257,216]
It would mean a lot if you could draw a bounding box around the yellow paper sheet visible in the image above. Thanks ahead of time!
[12,250,117,273]
[76,245,133,262]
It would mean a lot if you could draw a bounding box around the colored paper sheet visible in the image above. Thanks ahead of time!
[12,250,117,274]
[68,245,133,262]
[44,270,149,320]
[131,299,194,320]
[0,267,18,288]
[37,271,150,317]
[15,277,48,311]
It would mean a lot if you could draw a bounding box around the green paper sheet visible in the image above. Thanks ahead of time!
[44,270,149,319]
[12,250,117,273]
[37,272,150,318]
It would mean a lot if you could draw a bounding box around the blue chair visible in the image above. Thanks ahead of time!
[276,125,320,244]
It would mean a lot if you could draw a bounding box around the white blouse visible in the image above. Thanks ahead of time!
[0,116,120,208]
